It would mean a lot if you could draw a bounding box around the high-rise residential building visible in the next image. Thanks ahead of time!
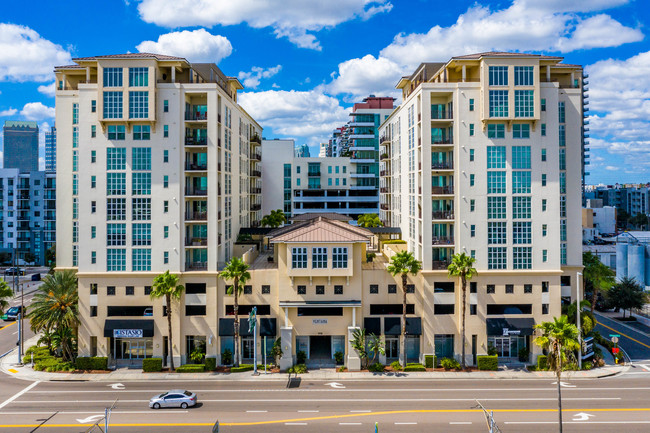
[294,143,310,158]
[318,142,328,158]
[45,126,57,172]
[3,121,39,172]
[55,53,262,364]
[0,169,55,265]
[379,52,584,359]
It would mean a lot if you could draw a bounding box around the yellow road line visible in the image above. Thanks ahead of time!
[7,369,17,374]
[2,408,650,428]
[598,320,650,350]
[0,322,16,332]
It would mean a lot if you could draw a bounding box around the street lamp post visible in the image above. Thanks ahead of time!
[576,271,582,370]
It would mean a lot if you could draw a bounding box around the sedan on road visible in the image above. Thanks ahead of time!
[149,390,197,409]
[1,306,25,321]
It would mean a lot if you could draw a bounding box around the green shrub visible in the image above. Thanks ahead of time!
[537,355,548,370]
[403,363,426,372]
[383,240,406,244]
[221,349,232,365]
[338,366,346,372]
[487,344,498,356]
[582,363,593,370]
[175,364,205,373]
[368,362,384,372]
[204,357,216,371]
[334,351,344,365]
[142,358,163,372]
[26,346,50,357]
[477,355,498,371]
[75,357,108,371]
[518,347,529,362]
[563,362,578,371]
[296,350,307,364]
[526,365,537,371]
[390,360,403,371]
[34,357,74,372]
[441,358,460,370]
[424,355,436,368]
[257,364,273,370]
[287,364,307,374]
[230,364,254,373]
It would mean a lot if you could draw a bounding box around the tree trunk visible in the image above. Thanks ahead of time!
[557,349,563,433]
[401,273,407,366]
[590,285,597,314]
[167,293,174,371]
[461,276,467,370]
[233,277,240,368]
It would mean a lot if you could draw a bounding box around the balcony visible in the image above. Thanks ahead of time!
[432,139,453,145]
[250,134,262,145]
[308,171,321,177]
[380,187,389,193]
[185,237,208,247]
[185,111,207,121]
[185,162,208,171]
[380,153,390,161]
[251,170,262,177]
[185,187,208,196]
[432,162,454,170]
[431,186,454,195]
[185,211,207,221]
[185,136,207,146]
[432,260,451,270]
[250,152,262,161]
[380,170,387,177]
[432,236,454,245]
[380,203,389,210]
[432,211,454,220]
[251,187,261,194]
[185,262,208,271]
[380,135,391,144]
[250,204,261,211]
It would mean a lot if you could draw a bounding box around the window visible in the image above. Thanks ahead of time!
[163,251,169,264]
[163,150,169,163]
[469,124,474,136]
[559,148,566,170]
[164,226,169,238]
[470,304,477,315]
[312,247,327,268]
[163,175,169,188]
[513,222,532,244]
[512,146,531,169]
[163,100,169,112]
[292,247,307,268]
[512,124,530,139]
[107,198,126,221]
[90,283,98,295]
[388,284,397,294]
[164,200,169,213]
[488,196,506,219]
[262,285,270,294]
[107,124,125,140]
[107,147,126,170]
[132,147,151,170]
[514,90,534,117]
[132,198,151,220]
[506,284,514,294]
[434,282,454,293]
[541,124,546,137]
[332,247,348,268]
[513,247,532,269]
[91,176,96,188]
[91,201,97,213]
[489,66,508,85]
[103,67,122,87]
[489,90,508,117]
[514,66,534,86]
[106,249,126,271]
[328,178,332,186]
[129,67,148,87]
[542,199,547,212]
[541,148,547,162]
[488,247,507,269]
[487,284,495,294]
[487,124,505,139]
[469,149,474,161]
[297,285,306,295]
[470,174,475,186]
[91,226,96,239]
[542,304,549,314]
[107,286,116,296]
[542,250,548,262]
[133,125,151,140]
[488,222,507,244]
[132,223,151,246]
[470,282,477,293]
[512,196,531,219]
[434,304,455,315]
[125,286,135,296]
[143,286,152,295]
[91,251,96,264]
[370,284,379,294]
[103,91,123,119]
[334,285,343,295]
[244,285,252,294]
[470,199,475,212]
[512,171,531,194]
[541,98,546,112]
[470,224,476,237]
[107,223,126,246]
[487,171,506,194]
[541,174,547,187]
[487,304,532,315]
[129,91,149,118]
[91,125,96,138]
[91,100,96,113]
[91,150,96,163]
[559,125,566,146]
[186,306,206,316]
[106,173,126,195]
[558,101,565,123]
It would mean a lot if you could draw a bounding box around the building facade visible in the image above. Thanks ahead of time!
[45,126,57,172]
[3,121,39,173]
[55,53,262,365]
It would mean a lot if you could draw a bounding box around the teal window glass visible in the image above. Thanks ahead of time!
[558,102,565,123]
[103,68,123,87]
[541,124,546,136]
[514,66,534,86]
[487,124,505,139]
[512,196,531,219]
[487,171,506,194]
[106,249,126,272]
[132,172,151,195]
[129,67,148,87]
[559,148,566,170]
[513,247,532,269]
[106,173,126,196]
[106,148,126,170]
[103,91,123,119]
[489,66,508,85]
[514,90,534,117]
[132,147,151,170]
[132,223,151,246]
[489,90,508,117]
[469,124,474,136]
[133,125,151,140]
[106,223,126,246]
[107,125,125,140]
[487,146,506,168]
[488,247,507,270]
[512,171,531,194]
[129,91,149,118]
[488,222,507,244]
[132,198,151,221]
[511,146,531,169]
[132,249,151,271]
[513,124,530,139]
[513,222,532,244]
[469,98,475,111]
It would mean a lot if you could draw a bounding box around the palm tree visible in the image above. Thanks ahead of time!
[357,213,383,228]
[582,252,615,313]
[219,257,251,367]
[386,250,422,366]
[260,209,286,228]
[150,271,185,371]
[447,252,478,370]
[28,270,78,361]
[534,316,580,433]
[0,280,13,315]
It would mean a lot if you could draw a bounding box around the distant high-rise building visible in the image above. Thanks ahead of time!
[318,142,328,158]
[3,121,39,172]
[45,126,56,172]
[294,143,310,157]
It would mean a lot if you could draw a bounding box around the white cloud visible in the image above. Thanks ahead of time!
[37,82,56,97]
[20,102,54,121]
[327,54,402,100]
[136,29,232,63]
[0,23,72,82]
[605,166,620,171]
[238,65,282,89]
[238,89,349,138]
[0,108,17,116]
[556,14,644,52]
[137,0,392,50]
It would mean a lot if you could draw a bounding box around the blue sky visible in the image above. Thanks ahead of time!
[0,0,649,184]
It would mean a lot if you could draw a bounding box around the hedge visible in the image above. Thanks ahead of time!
[205,357,216,371]
[403,363,426,372]
[383,240,406,244]
[537,355,548,370]
[424,355,437,368]
[477,355,498,371]
[230,364,254,373]
[143,358,163,372]
[76,357,108,371]
[34,357,74,372]
[176,364,205,373]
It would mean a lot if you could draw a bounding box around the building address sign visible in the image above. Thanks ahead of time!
[113,329,143,338]
[312,319,328,325]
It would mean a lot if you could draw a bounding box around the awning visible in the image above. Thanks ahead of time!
[104,319,154,338]
[486,318,535,336]
[384,317,401,335]
[364,317,381,336]
[260,318,277,337]
[219,318,253,337]
[406,317,422,335]
[279,300,361,308]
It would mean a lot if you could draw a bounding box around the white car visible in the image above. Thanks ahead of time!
[149,390,197,409]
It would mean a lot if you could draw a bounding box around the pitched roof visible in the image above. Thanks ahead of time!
[452,51,562,60]
[291,212,352,222]
[72,53,187,62]
[269,217,372,243]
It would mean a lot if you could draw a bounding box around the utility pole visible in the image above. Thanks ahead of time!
[250,307,258,375]
[576,271,582,370]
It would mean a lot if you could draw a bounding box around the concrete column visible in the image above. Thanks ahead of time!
[546,65,551,82]
[172,66,176,83]
[279,326,293,371]
[347,326,361,371]
[284,307,289,327]
[462,65,466,82]
[352,307,356,327]
[86,67,90,83]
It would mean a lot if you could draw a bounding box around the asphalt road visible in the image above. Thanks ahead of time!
[594,311,650,361]
[0,279,41,359]
[1,375,650,432]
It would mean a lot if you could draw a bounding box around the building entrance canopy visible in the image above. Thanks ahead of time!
[104,319,154,338]
[486,318,535,336]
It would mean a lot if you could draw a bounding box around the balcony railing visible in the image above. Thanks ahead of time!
[185,136,207,146]
[185,237,208,246]
[251,170,261,177]
[250,204,261,211]
[185,112,207,121]
[432,139,453,145]
[185,187,208,196]
[380,203,389,210]
[251,187,262,194]
[432,260,451,270]
[432,211,454,220]
[431,186,454,194]
[185,162,208,171]
[185,262,208,271]
[250,134,262,144]
[380,170,387,176]
[185,211,207,221]
[432,162,454,170]
[250,152,262,161]
[432,236,454,245]
[308,171,321,177]
[380,187,388,193]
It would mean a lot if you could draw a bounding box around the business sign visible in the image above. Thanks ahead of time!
[313,319,328,325]
[113,329,143,338]
[502,328,521,336]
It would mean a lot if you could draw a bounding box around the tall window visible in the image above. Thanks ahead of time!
[132,223,152,246]
[487,124,505,139]
[133,125,151,140]
[515,90,534,117]
[513,222,532,244]
[132,172,151,195]
[129,91,149,118]
[107,249,126,271]
[488,222,507,244]
[132,198,151,221]
[512,124,530,139]
[72,103,79,124]
[514,66,534,86]
[292,247,307,269]
[103,91,123,119]
[489,66,508,86]
[106,148,126,170]
[312,247,327,268]
[103,67,123,87]
[559,148,566,170]
[513,247,532,269]
[129,67,148,87]
[559,125,566,146]
[488,247,507,270]
[511,146,531,169]
[333,247,348,268]
[487,196,506,219]
[132,147,151,170]
[512,171,531,194]
[558,102,565,123]
[487,171,506,194]
[132,249,151,271]
[107,198,126,220]
[106,223,126,246]
[512,196,531,219]
[106,173,126,195]
[489,90,508,117]
[487,146,506,168]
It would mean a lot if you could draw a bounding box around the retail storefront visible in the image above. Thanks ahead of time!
[486,318,535,363]
[219,318,277,364]
[104,319,154,367]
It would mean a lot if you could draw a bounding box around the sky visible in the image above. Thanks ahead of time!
[0,0,649,184]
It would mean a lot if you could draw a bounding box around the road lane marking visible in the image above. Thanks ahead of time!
[449,422,472,425]
[395,422,417,425]
[506,421,650,425]
[285,423,308,425]
[246,410,267,413]
[298,410,319,413]
[339,423,362,425]
[0,322,16,332]
[350,410,371,413]
[7,369,17,374]
[597,321,650,349]
[0,381,39,410]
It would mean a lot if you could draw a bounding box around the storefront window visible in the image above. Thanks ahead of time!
[434,334,454,360]
[385,337,399,359]
[487,336,527,358]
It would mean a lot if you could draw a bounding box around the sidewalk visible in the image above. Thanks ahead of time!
[0,336,627,382]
